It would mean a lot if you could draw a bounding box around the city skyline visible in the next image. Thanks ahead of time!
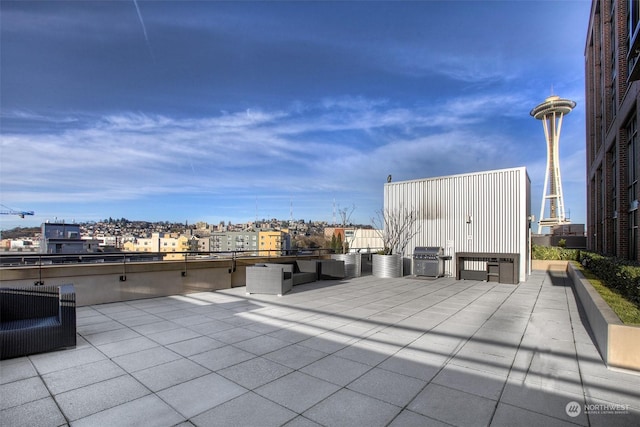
[1,1,589,230]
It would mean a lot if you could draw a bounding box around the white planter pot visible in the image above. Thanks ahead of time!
[372,254,401,278]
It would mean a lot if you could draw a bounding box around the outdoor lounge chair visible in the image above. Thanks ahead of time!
[0,285,77,360]
[258,262,319,286]
[317,259,346,280]
[291,260,319,285]
[246,265,293,296]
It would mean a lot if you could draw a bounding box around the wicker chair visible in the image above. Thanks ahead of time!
[0,285,77,360]
[317,260,346,280]
[246,265,293,296]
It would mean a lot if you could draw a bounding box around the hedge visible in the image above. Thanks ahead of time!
[531,245,581,261]
[580,253,640,307]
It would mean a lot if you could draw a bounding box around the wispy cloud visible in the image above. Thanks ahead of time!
[1,95,541,221]
[132,0,154,61]
[432,54,521,84]
[0,1,589,228]
[1,110,80,124]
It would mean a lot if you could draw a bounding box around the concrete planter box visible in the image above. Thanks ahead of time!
[567,262,640,372]
[531,259,571,271]
[372,254,401,278]
[533,259,640,371]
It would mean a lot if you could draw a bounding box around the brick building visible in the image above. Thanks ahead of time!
[585,0,640,261]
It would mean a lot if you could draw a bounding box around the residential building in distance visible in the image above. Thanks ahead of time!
[258,230,290,256]
[195,236,211,253]
[0,238,39,252]
[209,230,290,256]
[324,227,383,253]
[122,232,190,260]
[211,231,259,254]
[0,218,345,256]
[349,229,384,252]
[585,0,640,261]
[324,227,351,244]
[41,222,100,254]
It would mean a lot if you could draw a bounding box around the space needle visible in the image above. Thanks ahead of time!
[530,95,576,234]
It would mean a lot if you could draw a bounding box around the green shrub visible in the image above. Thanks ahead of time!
[531,245,581,261]
[576,263,640,324]
[580,253,640,307]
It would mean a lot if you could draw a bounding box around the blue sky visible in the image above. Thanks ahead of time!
[1,1,590,230]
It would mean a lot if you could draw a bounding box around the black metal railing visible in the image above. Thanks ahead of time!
[0,247,392,267]
[0,248,342,268]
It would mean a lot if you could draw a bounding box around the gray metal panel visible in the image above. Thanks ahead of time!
[331,253,361,277]
[384,167,530,282]
[372,254,402,278]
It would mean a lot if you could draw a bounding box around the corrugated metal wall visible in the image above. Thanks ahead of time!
[384,167,531,281]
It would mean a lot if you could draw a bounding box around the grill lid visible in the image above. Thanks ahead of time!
[414,247,443,255]
[413,246,444,259]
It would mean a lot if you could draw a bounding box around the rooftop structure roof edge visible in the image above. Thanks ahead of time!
[384,166,529,187]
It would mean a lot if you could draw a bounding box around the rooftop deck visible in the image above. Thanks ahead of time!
[1,271,639,426]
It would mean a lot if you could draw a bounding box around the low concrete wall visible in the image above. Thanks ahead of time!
[0,259,234,306]
[0,255,320,306]
[567,263,640,372]
[532,260,640,371]
[531,260,570,271]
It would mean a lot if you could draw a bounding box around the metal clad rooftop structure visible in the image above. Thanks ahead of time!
[384,167,531,282]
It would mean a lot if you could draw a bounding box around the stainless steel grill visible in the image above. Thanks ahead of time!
[413,246,444,277]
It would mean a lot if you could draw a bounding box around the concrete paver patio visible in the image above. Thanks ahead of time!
[1,270,639,426]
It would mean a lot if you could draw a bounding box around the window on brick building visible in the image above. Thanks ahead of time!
[611,35,617,118]
[630,0,640,81]
[630,0,640,45]
[631,211,638,260]
[627,114,639,259]
[611,147,618,255]
[590,176,596,245]
[611,85,617,118]
[599,167,605,252]
[628,115,638,206]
